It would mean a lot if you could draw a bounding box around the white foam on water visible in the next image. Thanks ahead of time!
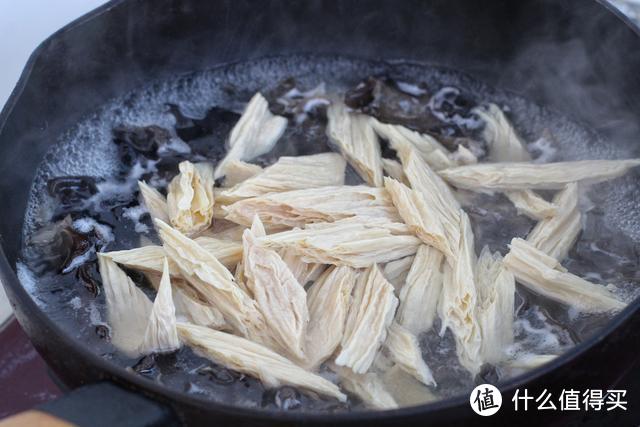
[72,217,115,246]
[69,296,82,310]
[122,205,150,234]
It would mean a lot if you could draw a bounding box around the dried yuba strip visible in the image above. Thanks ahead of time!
[220,160,263,187]
[438,212,483,375]
[178,323,346,401]
[280,248,325,286]
[474,103,531,162]
[103,237,242,273]
[396,245,444,335]
[305,266,357,369]
[438,159,640,191]
[218,153,346,203]
[155,219,266,339]
[214,93,287,178]
[503,238,625,312]
[385,323,436,387]
[371,119,454,171]
[382,255,414,291]
[527,183,581,261]
[139,258,180,354]
[259,219,421,268]
[392,138,461,258]
[384,177,453,259]
[474,248,515,364]
[504,190,558,220]
[326,101,384,186]
[336,264,399,374]
[167,161,215,235]
[331,365,397,410]
[381,158,408,184]
[138,181,169,223]
[98,254,152,356]
[224,185,400,228]
[242,216,309,360]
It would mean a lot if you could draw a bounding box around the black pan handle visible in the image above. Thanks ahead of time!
[0,383,178,427]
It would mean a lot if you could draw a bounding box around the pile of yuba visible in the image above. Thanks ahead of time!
[98,90,639,409]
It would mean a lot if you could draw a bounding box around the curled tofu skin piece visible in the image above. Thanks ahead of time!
[214,92,287,179]
[280,248,325,287]
[391,137,461,258]
[396,245,444,335]
[527,183,581,261]
[102,237,242,274]
[144,271,226,330]
[336,264,399,374]
[390,136,482,374]
[98,255,152,357]
[224,185,401,229]
[474,103,531,163]
[242,216,309,361]
[220,160,263,187]
[472,105,555,221]
[438,159,640,191]
[326,100,384,186]
[381,158,408,184]
[384,177,454,259]
[474,248,515,364]
[167,161,215,236]
[382,255,414,291]
[218,153,346,204]
[371,119,454,171]
[305,266,358,369]
[331,364,398,410]
[438,212,483,376]
[504,190,558,220]
[385,322,436,387]
[154,219,267,340]
[504,238,625,313]
[450,144,478,166]
[382,365,437,407]
[178,323,346,402]
[259,219,421,268]
[138,181,170,223]
[139,258,180,354]
[173,286,226,329]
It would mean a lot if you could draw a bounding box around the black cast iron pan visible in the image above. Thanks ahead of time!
[0,0,639,425]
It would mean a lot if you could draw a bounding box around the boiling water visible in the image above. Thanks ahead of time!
[18,55,640,412]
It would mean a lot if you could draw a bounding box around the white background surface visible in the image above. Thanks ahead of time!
[0,1,639,325]
[0,0,108,108]
[0,0,108,324]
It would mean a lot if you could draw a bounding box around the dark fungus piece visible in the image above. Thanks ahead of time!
[197,364,239,385]
[95,324,111,341]
[167,104,240,143]
[262,386,303,410]
[264,77,329,120]
[428,86,477,127]
[132,354,157,376]
[112,124,171,154]
[344,76,377,110]
[264,77,298,115]
[24,218,92,274]
[344,76,445,135]
[76,261,101,297]
[47,176,98,207]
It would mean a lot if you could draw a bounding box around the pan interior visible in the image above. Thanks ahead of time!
[17,55,640,412]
